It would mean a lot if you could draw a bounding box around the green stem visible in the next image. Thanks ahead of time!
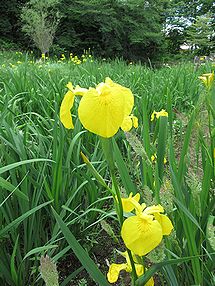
[127,249,138,284]
[110,170,123,226]
[100,136,138,283]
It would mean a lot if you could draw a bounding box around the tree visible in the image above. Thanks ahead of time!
[0,0,27,48]
[55,0,167,60]
[165,0,215,54]
[21,0,61,54]
[187,13,214,54]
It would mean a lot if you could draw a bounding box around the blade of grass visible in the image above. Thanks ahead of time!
[52,207,110,286]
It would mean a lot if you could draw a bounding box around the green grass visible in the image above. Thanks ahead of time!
[0,51,214,285]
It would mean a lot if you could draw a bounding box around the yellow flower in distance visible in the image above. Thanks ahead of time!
[151,109,168,121]
[60,77,136,138]
[151,153,167,164]
[198,72,214,89]
[121,196,173,256]
[107,251,154,285]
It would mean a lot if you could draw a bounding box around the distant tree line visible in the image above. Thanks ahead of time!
[0,0,214,60]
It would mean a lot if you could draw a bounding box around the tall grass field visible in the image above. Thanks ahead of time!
[0,51,214,286]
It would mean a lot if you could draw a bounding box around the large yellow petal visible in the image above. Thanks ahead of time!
[78,87,126,138]
[104,78,134,116]
[107,263,127,283]
[59,90,75,129]
[121,214,163,256]
[154,213,173,235]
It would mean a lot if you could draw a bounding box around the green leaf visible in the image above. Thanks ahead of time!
[0,158,54,175]
[0,176,29,201]
[112,138,137,195]
[52,208,110,286]
[24,245,58,260]
[135,256,201,285]
[0,200,53,237]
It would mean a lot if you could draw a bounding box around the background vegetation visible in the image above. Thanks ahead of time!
[0,0,214,60]
[0,0,214,285]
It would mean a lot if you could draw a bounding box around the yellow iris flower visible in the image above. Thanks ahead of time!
[107,251,154,285]
[198,72,214,89]
[151,109,168,121]
[151,153,167,164]
[121,194,173,256]
[60,78,138,138]
[121,192,140,212]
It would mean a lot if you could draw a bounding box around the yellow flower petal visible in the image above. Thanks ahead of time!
[107,263,127,283]
[132,115,138,128]
[146,277,155,286]
[66,82,73,91]
[154,213,173,235]
[151,109,168,121]
[135,264,144,277]
[121,115,133,131]
[59,90,75,129]
[121,114,138,132]
[104,77,134,115]
[199,72,214,88]
[151,154,157,162]
[73,85,88,96]
[121,214,163,256]
[151,111,156,121]
[121,193,140,212]
[144,204,164,215]
[157,109,168,118]
[78,86,127,138]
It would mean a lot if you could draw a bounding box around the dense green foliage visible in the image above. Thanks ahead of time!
[1,0,214,60]
[0,51,214,285]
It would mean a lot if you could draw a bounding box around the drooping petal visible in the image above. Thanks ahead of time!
[121,115,133,132]
[107,263,127,283]
[121,214,163,256]
[121,193,140,212]
[59,90,75,129]
[132,115,138,128]
[121,114,138,132]
[154,213,173,235]
[78,87,126,138]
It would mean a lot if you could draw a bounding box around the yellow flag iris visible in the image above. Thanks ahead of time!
[198,72,214,89]
[121,194,173,256]
[60,78,138,138]
[151,109,168,121]
[121,192,140,212]
[107,251,154,285]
